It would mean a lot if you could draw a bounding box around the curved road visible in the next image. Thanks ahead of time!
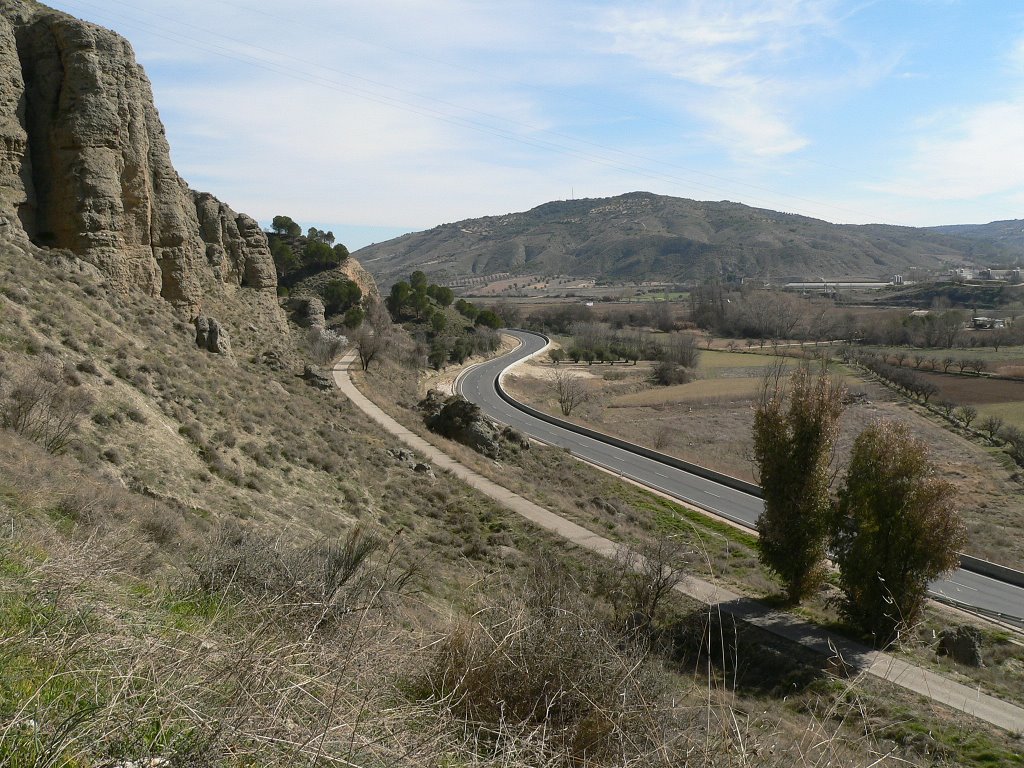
[458,330,1024,630]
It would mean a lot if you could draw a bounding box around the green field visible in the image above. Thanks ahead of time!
[976,402,1024,430]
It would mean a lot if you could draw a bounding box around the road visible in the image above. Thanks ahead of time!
[457,329,1024,630]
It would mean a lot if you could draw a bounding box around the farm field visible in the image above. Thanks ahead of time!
[857,344,1024,375]
[911,370,1024,429]
[504,348,1024,569]
[854,345,1024,429]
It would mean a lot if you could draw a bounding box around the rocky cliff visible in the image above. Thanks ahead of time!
[0,0,277,316]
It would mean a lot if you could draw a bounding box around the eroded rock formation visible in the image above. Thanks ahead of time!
[0,0,277,314]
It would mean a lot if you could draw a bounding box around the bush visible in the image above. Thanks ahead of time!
[191,523,415,634]
[1,359,93,454]
[649,360,692,386]
[419,556,666,764]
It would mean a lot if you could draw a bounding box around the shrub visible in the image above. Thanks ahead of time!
[419,556,666,764]
[191,523,415,635]
[649,360,692,386]
[1,359,93,454]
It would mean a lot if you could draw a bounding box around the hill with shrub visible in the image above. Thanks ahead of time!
[355,192,1024,288]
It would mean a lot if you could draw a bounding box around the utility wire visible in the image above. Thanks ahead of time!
[54,0,892,224]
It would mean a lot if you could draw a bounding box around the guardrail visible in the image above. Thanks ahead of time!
[959,555,1024,589]
[494,332,762,498]
[492,330,1024,589]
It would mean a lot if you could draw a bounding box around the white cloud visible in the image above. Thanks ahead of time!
[596,1,846,156]
[870,99,1024,201]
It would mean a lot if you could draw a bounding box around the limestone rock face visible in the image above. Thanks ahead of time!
[194,315,232,355]
[193,192,276,290]
[0,0,277,313]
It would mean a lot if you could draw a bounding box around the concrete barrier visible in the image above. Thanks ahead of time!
[497,330,1023,591]
[959,554,1024,589]
[494,339,762,499]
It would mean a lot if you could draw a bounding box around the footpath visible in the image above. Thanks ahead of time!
[333,352,1024,734]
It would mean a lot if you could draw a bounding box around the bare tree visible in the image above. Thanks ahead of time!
[353,301,392,371]
[551,368,589,416]
[955,405,978,428]
[599,536,692,629]
[980,414,1004,441]
[665,331,701,368]
[1,360,93,454]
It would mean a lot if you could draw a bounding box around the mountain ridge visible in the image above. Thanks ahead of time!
[355,191,1024,288]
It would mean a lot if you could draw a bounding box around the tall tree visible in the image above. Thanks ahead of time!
[271,215,301,237]
[753,363,845,603]
[832,421,965,643]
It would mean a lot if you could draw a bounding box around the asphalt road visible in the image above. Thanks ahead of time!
[458,329,1024,631]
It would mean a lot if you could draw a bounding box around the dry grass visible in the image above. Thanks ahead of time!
[611,376,770,406]
[2,241,1023,766]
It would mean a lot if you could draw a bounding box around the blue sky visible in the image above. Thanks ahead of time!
[49,0,1024,250]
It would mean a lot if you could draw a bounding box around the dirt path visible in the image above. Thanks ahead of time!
[333,350,1024,734]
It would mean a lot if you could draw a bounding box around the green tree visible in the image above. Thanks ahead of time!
[271,215,301,237]
[270,239,300,279]
[342,306,364,329]
[832,421,965,643]
[306,227,336,245]
[454,299,478,320]
[427,284,454,307]
[386,281,412,318]
[474,309,502,329]
[410,270,428,294]
[302,240,334,271]
[753,363,845,603]
[323,279,362,316]
[428,339,449,370]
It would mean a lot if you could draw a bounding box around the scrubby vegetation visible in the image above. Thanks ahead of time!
[386,270,500,369]
[1,242,1021,766]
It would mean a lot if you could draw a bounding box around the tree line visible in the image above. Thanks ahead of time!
[267,215,351,290]
[690,282,1024,350]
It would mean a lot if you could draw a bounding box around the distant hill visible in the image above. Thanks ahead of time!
[355,192,1024,288]
[926,219,1024,257]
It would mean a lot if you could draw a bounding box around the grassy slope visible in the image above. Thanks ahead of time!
[357,351,1024,762]
[1,241,1022,765]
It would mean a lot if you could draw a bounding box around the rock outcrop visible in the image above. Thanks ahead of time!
[0,0,277,315]
[937,625,984,667]
[193,192,276,291]
[419,391,503,459]
[194,315,231,356]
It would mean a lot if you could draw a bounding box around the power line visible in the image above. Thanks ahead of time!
[53,0,894,224]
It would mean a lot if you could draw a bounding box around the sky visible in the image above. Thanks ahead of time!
[47,0,1024,251]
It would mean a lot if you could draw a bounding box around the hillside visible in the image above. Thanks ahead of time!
[2,3,1023,766]
[355,192,1024,288]
[927,219,1024,254]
